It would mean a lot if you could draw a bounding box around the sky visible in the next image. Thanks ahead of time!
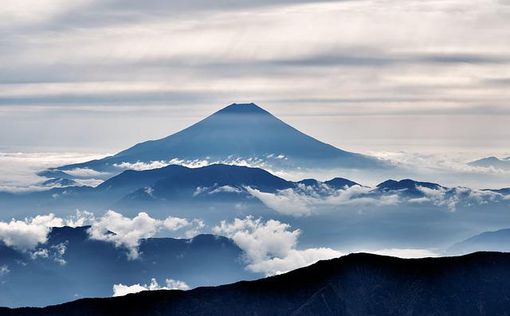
[0,0,509,155]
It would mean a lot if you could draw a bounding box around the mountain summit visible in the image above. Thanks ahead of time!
[215,102,269,114]
[56,103,387,173]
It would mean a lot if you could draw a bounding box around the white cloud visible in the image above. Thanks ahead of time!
[323,185,400,207]
[162,217,191,231]
[113,157,273,172]
[87,211,161,259]
[164,279,190,291]
[410,185,508,211]
[213,216,300,262]
[0,265,9,276]
[51,242,68,265]
[88,210,204,259]
[411,185,456,210]
[30,248,49,259]
[193,185,243,197]
[112,277,189,297]
[246,185,400,217]
[29,242,68,265]
[64,210,96,227]
[246,187,313,216]
[0,214,63,251]
[247,247,343,275]
[209,185,243,194]
[113,161,174,171]
[64,168,110,179]
[213,216,343,276]
[112,283,147,297]
[0,0,90,28]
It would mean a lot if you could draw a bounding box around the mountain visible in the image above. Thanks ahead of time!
[4,252,510,315]
[1,164,365,216]
[468,156,510,170]
[324,177,360,189]
[107,164,294,202]
[53,103,387,175]
[4,166,510,218]
[376,179,445,197]
[41,178,77,188]
[488,188,510,195]
[0,226,256,307]
[449,228,510,254]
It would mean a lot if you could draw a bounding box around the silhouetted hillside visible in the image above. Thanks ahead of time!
[3,252,510,315]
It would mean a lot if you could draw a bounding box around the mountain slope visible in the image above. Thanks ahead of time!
[468,156,510,170]
[449,228,510,254]
[55,103,387,173]
[3,252,510,315]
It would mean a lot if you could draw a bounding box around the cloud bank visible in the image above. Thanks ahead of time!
[0,210,204,260]
[246,185,400,216]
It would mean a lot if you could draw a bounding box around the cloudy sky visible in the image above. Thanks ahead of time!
[1,0,509,155]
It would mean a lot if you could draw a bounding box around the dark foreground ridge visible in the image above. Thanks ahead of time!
[2,252,510,315]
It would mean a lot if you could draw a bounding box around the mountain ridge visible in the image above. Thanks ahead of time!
[3,252,510,315]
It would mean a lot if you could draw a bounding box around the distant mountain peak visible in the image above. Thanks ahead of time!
[54,102,389,173]
[468,156,510,170]
[215,102,270,115]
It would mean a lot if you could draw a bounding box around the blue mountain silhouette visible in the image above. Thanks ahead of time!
[55,103,387,173]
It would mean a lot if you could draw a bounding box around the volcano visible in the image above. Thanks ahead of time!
[56,103,387,173]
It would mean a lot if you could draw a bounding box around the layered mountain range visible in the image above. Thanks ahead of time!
[2,163,509,218]
[0,226,255,307]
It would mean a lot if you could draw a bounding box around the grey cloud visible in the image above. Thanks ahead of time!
[0,91,224,106]
[0,0,509,153]
[31,0,352,31]
[267,52,510,67]
[483,78,510,86]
